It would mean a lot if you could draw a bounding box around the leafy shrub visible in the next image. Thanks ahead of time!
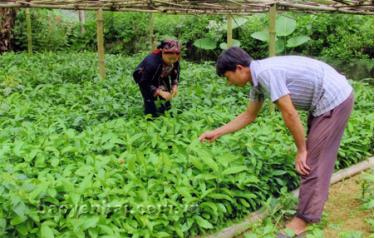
[13,9,73,52]
[11,10,373,77]
[0,52,373,237]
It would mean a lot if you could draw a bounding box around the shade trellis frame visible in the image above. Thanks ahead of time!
[0,1,373,15]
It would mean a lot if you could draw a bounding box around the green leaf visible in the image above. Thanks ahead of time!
[193,38,217,50]
[177,186,192,197]
[271,170,288,176]
[219,39,241,50]
[75,165,92,176]
[276,16,296,37]
[200,153,219,172]
[217,153,238,167]
[16,222,29,236]
[79,175,93,191]
[286,36,311,48]
[98,224,114,235]
[276,40,285,54]
[338,231,363,238]
[245,233,257,238]
[10,215,27,226]
[50,158,59,167]
[200,202,218,216]
[194,216,213,229]
[232,16,249,29]
[251,30,269,42]
[28,210,40,223]
[82,216,100,230]
[284,228,296,237]
[41,222,54,238]
[194,173,218,181]
[207,193,234,202]
[190,156,204,171]
[88,229,99,238]
[221,16,249,30]
[174,226,184,238]
[155,231,171,237]
[239,198,250,207]
[13,201,27,217]
[222,166,248,175]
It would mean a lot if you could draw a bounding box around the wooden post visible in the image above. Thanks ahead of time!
[268,4,277,57]
[149,13,156,50]
[226,15,233,48]
[26,8,32,54]
[79,10,85,34]
[96,8,105,80]
[47,11,54,49]
[268,4,277,112]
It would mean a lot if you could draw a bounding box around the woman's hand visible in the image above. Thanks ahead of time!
[158,90,172,101]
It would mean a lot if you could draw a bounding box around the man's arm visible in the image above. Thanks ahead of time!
[199,100,263,142]
[275,95,310,175]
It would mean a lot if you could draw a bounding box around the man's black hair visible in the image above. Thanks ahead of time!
[216,47,253,76]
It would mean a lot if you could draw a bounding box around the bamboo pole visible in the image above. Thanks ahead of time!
[268,4,277,112]
[25,8,32,54]
[0,3,372,15]
[149,13,155,50]
[47,11,55,49]
[79,10,85,34]
[0,1,373,15]
[226,15,233,48]
[47,11,51,33]
[96,8,105,80]
[268,4,276,57]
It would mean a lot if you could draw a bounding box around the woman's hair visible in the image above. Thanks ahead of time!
[156,41,166,49]
[216,47,253,76]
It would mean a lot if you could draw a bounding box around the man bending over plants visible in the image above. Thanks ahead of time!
[199,47,354,237]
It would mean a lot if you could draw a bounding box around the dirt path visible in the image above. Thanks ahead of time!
[323,172,373,237]
[236,171,373,238]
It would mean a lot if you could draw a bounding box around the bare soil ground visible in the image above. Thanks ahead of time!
[323,172,373,237]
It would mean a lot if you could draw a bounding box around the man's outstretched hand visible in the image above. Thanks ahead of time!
[199,131,220,143]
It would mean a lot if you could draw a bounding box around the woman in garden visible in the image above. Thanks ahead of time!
[199,47,354,237]
[133,39,180,118]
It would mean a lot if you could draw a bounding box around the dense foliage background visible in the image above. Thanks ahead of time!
[11,10,374,79]
[1,8,373,238]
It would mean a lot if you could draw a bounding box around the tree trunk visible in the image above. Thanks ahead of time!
[0,8,17,53]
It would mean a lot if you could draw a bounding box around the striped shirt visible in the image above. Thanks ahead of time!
[249,56,353,116]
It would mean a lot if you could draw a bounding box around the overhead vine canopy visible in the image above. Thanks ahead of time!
[0,0,373,15]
